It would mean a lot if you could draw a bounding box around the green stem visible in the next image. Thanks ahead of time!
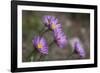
[26,49,36,61]
[40,28,49,36]
[67,51,74,59]
[49,41,55,46]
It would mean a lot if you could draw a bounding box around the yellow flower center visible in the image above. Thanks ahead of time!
[51,24,56,30]
[37,43,43,49]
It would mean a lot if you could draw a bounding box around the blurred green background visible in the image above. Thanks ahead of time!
[22,10,90,62]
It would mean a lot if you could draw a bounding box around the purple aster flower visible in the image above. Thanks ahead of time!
[53,28,67,48]
[43,15,61,30]
[70,37,86,58]
[32,36,48,55]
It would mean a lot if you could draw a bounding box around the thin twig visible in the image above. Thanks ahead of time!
[26,49,36,61]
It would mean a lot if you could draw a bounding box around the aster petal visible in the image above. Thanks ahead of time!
[32,36,38,47]
[54,28,67,48]
[51,17,58,24]
[75,42,85,58]
[39,47,48,54]
[39,37,48,54]
[40,37,48,48]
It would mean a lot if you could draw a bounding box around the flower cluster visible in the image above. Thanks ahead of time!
[44,15,67,48]
[32,15,86,58]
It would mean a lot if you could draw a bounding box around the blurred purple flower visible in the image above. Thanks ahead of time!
[43,15,61,30]
[43,15,67,48]
[70,38,85,58]
[32,36,48,55]
[54,28,67,48]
